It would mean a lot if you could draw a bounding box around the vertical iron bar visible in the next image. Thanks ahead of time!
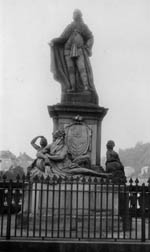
[57,178,61,238]
[6,179,12,240]
[39,176,44,237]
[123,182,127,239]
[111,183,114,239]
[14,176,20,237]
[69,177,73,238]
[135,179,139,240]
[75,177,79,239]
[88,177,91,239]
[81,178,85,239]
[45,176,50,237]
[1,177,6,237]
[27,176,31,238]
[106,180,109,239]
[129,178,133,240]
[93,178,97,238]
[14,187,17,237]
[20,176,25,237]
[148,178,150,240]
[51,177,55,238]
[100,179,103,239]
[117,182,120,239]
[0,188,4,237]
[129,192,132,240]
[63,177,67,238]
[33,179,38,237]
[141,183,145,242]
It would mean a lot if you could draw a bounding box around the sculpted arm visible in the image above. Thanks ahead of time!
[31,136,43,150]
[36,144,51,159]
[50,24,72,46]
[46,146,68,161]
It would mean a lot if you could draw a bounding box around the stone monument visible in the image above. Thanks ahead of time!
[48,9,108,170]
[21,11,128,235]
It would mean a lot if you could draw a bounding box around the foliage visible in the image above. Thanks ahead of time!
[4,166,25,180]
[119,142,150,176]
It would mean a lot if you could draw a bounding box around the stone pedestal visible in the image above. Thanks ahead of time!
[24,184,120,216]
[48,103,108,167]
[61,90,99,105]
[22,183,126,234]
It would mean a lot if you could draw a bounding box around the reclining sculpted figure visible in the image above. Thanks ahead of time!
[28,129,109,179]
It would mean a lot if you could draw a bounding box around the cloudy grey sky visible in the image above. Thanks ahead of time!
[0,0,150,158]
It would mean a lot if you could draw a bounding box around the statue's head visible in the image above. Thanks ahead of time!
[53,129,65,141]
[73,9,82,21]
[106,140,115,150]
[40,137,48,148]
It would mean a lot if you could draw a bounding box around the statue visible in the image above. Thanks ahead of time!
[30,136,48,152]
[50,9,96,93]
[105,140,125,182]
[28,136,49,173]
[28,129,109,179]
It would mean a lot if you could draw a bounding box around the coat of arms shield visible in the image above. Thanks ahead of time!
[66,123,91,158]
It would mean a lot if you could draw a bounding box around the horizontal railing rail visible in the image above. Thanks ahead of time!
[0,175,150,241]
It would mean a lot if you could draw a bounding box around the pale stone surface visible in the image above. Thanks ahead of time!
[23,183,120,216]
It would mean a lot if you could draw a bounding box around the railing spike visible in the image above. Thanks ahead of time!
[88,176,92,183]
[40,174,44,181]
[135,178,139,185]
[26,172,30,181]
[76,176,80,182]
[94,177,98,183]
[70,176,74,181]
[33,174,39,182]
[52,175,57,181]
[100,176,104,184]
[22,174,26,181]
[129,178,133,185]
[81,176,86,183]
[2,174,7,180]
[46,175,50,181]
[16,174,20,181]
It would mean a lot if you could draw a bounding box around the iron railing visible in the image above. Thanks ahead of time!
[0,175,150,241]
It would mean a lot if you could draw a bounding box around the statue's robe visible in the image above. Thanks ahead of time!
[106,150,125,178]
[50,20,96,92]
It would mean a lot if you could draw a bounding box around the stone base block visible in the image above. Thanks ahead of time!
[48,103,108,166]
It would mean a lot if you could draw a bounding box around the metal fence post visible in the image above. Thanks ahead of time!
[141,183,145,242]
[6,179,12,240]
[121,182,130,233]
[148,178,150,240]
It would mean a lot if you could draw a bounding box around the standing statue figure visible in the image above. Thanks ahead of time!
[50,9,96,93]
[105,140,125,182]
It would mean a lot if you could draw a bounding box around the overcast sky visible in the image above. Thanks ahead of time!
[0,0,150,159]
